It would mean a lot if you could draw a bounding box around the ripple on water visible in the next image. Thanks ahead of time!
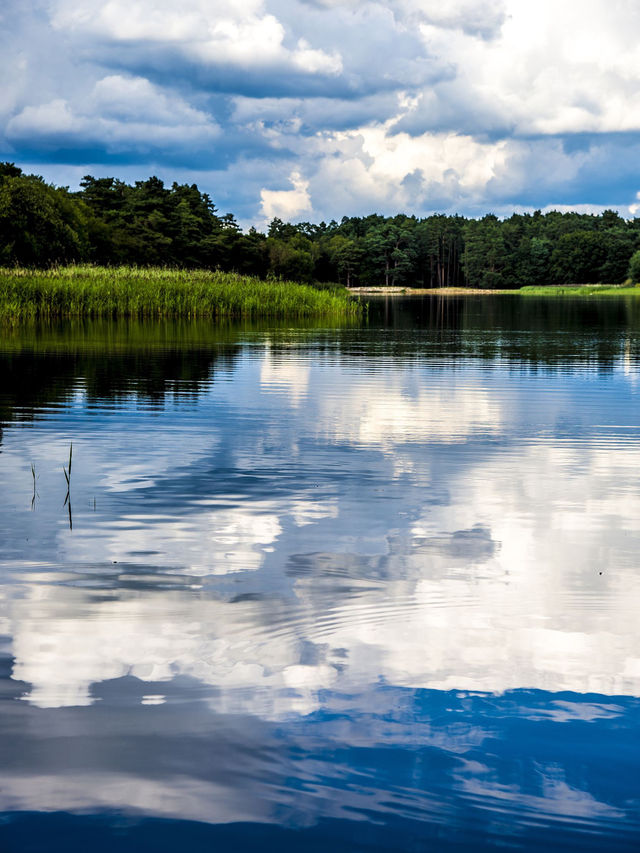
[1,306,640,849]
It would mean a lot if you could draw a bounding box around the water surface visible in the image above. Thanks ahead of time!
[1,296,640,851]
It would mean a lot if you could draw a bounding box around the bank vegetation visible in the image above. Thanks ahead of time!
[3,161,640,291]
[0,266,361,319]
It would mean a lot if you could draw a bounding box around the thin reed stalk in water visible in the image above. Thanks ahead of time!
[63,442,72,506]
[30,462,38,509]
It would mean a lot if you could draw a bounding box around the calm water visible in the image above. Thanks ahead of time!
[1,296,640,851]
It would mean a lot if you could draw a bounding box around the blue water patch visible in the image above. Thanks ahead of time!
[1,301,640,849]
[0,684,638,850]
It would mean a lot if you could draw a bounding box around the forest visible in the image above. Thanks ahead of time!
[2,161,640,288]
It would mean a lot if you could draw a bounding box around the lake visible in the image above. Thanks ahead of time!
[1,295,639,851]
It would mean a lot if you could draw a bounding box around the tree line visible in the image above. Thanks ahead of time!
[2,161,640,287]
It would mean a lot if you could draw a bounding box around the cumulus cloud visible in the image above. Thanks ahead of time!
[399,0,507,38]
[6,74,220,162]
[260,170,312,221]
[2,0,640,219]
[50,0,343,78]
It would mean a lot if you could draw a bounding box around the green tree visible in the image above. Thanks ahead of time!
[628,249,640,284]
[513,236,552,286]
[599,230,637,283]
[328,234,363,286]
[361,219,416,286]
[551,231,606,284]
[463,215,508,288]
[419,215,465,287]
[0,172,86,265]
[267,234,315,282]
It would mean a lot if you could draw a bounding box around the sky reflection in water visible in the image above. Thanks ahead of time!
[0,297,640,851]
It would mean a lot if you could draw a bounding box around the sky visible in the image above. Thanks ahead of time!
[2,0,640,226]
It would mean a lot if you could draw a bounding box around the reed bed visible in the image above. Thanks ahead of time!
[0,266,362,319]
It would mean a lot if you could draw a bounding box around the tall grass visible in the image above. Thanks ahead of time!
[0,266,362,319]
[518,284,640,296]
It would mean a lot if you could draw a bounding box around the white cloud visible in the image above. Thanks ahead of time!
[260,171,313,222]
[4,0,640,221]
[292,38,342,75]
[412,0,640,138]
[6,75,219,151]
[50,0,342,76]
[398,0,507,37]
[91,75,210,126]
[50,0,268,43]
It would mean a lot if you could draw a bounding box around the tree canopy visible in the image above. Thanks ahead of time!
[2,162,640,288]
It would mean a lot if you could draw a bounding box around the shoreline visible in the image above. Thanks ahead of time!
[349,284,640,296]
[348,286,512,295]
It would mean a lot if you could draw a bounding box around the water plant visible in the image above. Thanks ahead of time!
[63,442,72,493]
[62,443,73,530]
[30,462,38,509]
[0,266,362,319]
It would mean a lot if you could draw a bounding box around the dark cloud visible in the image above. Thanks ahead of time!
[1,0,639,223]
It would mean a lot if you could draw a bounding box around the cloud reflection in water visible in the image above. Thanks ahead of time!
[1,313,640,848]
[1,346,639,709]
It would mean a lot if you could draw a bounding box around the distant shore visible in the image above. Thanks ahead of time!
[348,286,511,295]
[349,284,640,296]
[2,269,638,323]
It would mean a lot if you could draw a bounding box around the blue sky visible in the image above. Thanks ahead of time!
[2,0,640,226]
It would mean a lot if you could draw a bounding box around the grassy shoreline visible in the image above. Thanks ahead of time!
[350,284,640,296]
[0,266,362,319]
[517,284,640,296]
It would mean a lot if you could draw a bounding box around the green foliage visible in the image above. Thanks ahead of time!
[0,174,87,265]
[0,266,362,319]
[2,162,640,289]
[519,284,640,296]
[417,214,465,288]
[267,232,315,282]
[327,235,363,287]
[0,163,23,180]
[551,231,607,283]
[463,215,508,288]
[628,250,640,284]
